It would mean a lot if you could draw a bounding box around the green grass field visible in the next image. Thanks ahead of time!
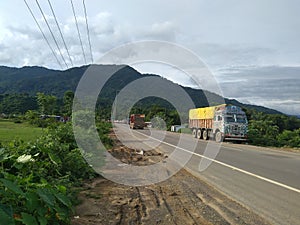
[0,120,43,144]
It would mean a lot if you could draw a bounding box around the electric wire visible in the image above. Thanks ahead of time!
[23,0,63,69]
[47,0,73,67]
[70,0,87,64]
[35,0,69,69]
[83,0,93,63]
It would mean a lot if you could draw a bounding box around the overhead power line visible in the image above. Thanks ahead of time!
[70,0,87,64]
[23,0,63,69]
[35,0,69,69]
[47,0,73,67]
[83,0,93,63]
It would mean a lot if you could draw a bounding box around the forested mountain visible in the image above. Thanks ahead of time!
[0,65,281,115]
[0,65,86,96]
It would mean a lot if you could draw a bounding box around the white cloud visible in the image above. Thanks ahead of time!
[145,21,178,41]
[217,66,300,114]
[0,0,300,114]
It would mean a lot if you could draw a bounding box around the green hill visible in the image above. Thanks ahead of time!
[0,65,282,115]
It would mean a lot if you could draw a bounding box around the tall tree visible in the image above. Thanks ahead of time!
[36,92,57,115]
[63,90,74,116]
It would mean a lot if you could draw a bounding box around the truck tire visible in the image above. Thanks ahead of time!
[203,129,209,140]
[215,131,223,143]
[192,128,197,138]
[197,129,202,139]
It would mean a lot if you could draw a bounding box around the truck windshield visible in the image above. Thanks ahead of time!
[135,117,144,122]
[225,116,235,123]
[225,115,247,123]
[237,116,247,123]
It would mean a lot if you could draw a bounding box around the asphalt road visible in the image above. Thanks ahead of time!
[113,124,300,225]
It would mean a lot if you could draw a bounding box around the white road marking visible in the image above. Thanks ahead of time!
[134,129,300,194]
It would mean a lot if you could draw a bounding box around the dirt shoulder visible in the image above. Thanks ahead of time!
[71,134,271,225]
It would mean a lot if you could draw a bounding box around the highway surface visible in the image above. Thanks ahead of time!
[112,124,300,225]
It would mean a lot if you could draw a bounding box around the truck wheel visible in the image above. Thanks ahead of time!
[197,129,202,139]
[203,130,209,140]
[192,128,197,138]
[215,131,223,143]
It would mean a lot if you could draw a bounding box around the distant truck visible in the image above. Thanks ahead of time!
[129,114,146,129]
[189,104,248,142]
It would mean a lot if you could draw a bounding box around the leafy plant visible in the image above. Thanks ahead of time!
[246,109,300,148]
[0,120,113,224]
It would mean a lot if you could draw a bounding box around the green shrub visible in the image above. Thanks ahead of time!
[277,129,300,148]
[0,121,113,224]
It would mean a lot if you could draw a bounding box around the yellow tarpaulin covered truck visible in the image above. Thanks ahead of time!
[189,104,248,142]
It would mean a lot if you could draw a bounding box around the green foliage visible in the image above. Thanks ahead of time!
[36,93,57,115]
[0,120,113,224]
[246,109,300,148]
[0,152,72,224]
[0,94,37,114]
[96,122,113,149]
[24,110,55,128]
[248,120,279,146]
[151,115,167,130]
[1,65,281,117]
[62,91,74,116]
[0,173,71,225]
[277,129,300,148]
[0,65,86,97]
[1,63,298,149]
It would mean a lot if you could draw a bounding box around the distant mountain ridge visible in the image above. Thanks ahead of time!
[0,65,282,115]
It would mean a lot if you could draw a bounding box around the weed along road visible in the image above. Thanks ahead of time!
[113,123,300,225]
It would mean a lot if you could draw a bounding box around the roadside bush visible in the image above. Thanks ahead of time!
[25,110,58,128]
[96,122,113,149]
[0,121,112,224]
[0,147,72,225]
[0,172,72,225]
[277,129,300,148]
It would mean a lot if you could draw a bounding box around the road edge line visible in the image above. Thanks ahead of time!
[136,130,300,194]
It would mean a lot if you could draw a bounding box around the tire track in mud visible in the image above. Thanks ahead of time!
[72,169,271,225]
[159,186,178,225]
[160,184,200,225]
[155,177,217,225]
[72,132,271,225]
[136,187,148,218]
[178,179,231,225]
[150,188,160,207]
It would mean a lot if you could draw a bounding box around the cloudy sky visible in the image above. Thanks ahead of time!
[0,0,299,115]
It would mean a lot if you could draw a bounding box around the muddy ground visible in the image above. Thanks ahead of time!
[71,134,270,225]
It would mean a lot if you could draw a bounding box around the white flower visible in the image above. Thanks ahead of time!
[16,154,35,163]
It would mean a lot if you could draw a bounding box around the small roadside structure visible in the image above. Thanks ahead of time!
[40,115,70,122]
[171,125,187,132]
